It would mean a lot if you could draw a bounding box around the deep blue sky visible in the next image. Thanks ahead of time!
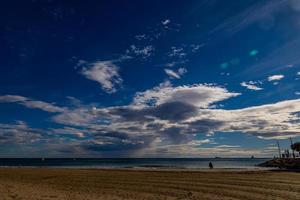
[1,0,300,157]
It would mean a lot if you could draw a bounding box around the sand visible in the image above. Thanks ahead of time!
[0,168,299,200]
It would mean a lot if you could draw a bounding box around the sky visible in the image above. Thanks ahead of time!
[1,0,300,158]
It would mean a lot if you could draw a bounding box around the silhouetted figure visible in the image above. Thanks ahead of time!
[209,162,213,169]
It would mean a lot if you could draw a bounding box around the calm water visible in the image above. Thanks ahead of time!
[0,158,270,169]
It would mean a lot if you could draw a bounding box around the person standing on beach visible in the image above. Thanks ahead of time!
[209,162,213,169]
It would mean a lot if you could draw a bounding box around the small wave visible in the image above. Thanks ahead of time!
[134,165,186,169]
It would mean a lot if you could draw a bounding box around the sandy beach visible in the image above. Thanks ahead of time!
[0,168,299,200]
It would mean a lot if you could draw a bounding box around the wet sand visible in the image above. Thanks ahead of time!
[0,168,299,200]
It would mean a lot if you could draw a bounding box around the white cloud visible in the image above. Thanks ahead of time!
[297,72,300,76]
[268,74,284,81]
[164,67,187,79]
[240,81,263,90]
[161,19,170,26]
[133,83,240,108]
[81,61,122,93]
[164,69,180,79]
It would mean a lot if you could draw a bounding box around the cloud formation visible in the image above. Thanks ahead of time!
[3,0,300,158]
[81,61,123,93]
[2,83,300,156]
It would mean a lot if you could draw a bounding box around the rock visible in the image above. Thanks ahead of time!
[258,158,300,169]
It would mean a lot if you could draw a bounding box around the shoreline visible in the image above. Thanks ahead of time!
[0,157,273,172]
[0,165,276,172]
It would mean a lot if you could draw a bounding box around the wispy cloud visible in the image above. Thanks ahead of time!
[144,142,279,157]
[165,62,177,67]
[134,34,147,40]
[0,95,65,113]
[242,38,300,76]
[190,44,204,52]
[210,0,287,36]
[81,60,123,93]
[168,46,186,58]
[127,45,154,59]
[0,95,27,102]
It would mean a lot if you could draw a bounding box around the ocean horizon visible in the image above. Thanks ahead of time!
[0,158,271,169]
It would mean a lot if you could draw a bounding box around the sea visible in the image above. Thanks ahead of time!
[0,158,270,169]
